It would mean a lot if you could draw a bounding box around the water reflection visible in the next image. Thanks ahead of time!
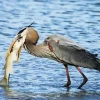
[1,85,100,100]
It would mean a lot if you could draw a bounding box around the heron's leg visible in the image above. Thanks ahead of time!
[64,64,71,87]
[76,67,88,89]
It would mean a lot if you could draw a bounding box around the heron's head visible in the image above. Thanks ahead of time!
[17,27,39,45]
[25,27,39,45]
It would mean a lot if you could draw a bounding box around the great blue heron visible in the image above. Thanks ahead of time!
[19,26,100,89]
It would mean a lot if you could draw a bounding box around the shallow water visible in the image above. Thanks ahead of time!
[0,0,100,99]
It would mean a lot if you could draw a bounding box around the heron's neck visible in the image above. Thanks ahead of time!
[24,40,58,60]
[24,40,43,57]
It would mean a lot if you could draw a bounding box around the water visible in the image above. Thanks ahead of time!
[0,0,100,99]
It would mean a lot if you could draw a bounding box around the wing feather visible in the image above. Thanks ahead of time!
[46,34,100,70]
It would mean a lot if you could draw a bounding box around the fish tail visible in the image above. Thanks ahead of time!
[0,77,9,86]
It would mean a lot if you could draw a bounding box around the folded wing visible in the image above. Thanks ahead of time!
[46,34,100,70]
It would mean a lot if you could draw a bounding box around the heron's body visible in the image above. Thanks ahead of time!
[21,27,100,89]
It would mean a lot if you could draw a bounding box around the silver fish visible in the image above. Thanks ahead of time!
[0,28,28,86]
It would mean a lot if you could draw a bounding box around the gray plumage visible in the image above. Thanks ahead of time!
[43,34,100,70]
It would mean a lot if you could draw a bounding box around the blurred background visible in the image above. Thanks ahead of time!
[0,0,100,100]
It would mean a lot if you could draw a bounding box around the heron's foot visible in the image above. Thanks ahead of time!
[64,81,71,87]
[78,78,88,89]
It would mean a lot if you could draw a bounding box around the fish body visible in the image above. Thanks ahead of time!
[4,39,23,73]
[0,28,28,86]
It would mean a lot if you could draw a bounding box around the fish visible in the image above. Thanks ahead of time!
[0,28,28,86]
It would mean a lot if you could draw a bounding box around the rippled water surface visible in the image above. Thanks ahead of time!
[0,0,100,100]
